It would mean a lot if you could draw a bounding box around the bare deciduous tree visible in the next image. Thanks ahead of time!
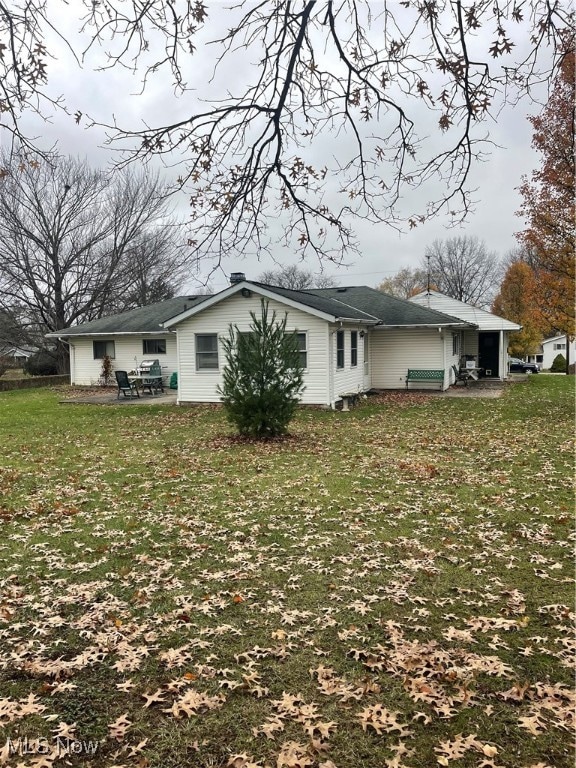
[422,236,501,307]
[258,265,336,290]
[0,2,572,265]
[0,154,189,371]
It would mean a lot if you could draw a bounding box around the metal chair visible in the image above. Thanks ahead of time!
[451,364,469,387]
[115,370,140,398]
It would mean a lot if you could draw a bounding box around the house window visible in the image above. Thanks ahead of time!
[93,340,115,359]
[351,331,358,367]
[196,334,218,370]
[336,330,344,369]
[554,343,566,350]
[452,334,460,356]
[283,332,307,369]
[143,339,167,355]
[296,332,307,369]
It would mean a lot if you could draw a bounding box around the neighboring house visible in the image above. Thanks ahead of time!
[409,290,522,380]
[48,278,522,407]
[0,345,36,365]
[526,335,575,370]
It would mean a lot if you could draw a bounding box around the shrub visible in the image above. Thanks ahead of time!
[218,300,305,438]
[99,354,114,386]
[24,350,58,376]
[550,353,566,373]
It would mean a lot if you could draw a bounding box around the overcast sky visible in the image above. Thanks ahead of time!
[16,1,549,294]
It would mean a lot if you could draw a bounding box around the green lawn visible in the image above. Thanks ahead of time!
[0,377,574,768]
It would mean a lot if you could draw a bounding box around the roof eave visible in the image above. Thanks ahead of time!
[46,330,175,338]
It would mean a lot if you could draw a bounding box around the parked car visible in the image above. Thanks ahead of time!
[508,357,539,373]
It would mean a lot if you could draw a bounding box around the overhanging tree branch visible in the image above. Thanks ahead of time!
[0,1,573,265]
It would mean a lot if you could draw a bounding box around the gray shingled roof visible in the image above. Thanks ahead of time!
[251,282,378,322]
[50,283,472,337]
[306,286,471,326]
[48,296,210,336]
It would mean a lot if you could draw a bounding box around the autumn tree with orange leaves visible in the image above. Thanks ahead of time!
[492,259,545,359]
[516,35,575,372]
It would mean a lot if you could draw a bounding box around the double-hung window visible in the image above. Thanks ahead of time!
[196,334,218,370]
[336,330,345,369]
[452,334,460,357]
[296,332,307,369]
[350,331,358,367]
[93,340,115,359]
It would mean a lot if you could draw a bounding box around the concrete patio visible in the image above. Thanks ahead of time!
[59,376,528,406]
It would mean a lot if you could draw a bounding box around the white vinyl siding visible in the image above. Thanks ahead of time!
[369,328,446,390]
[69,335,177,385]
[462,330,479,361]
[175,292,331,405]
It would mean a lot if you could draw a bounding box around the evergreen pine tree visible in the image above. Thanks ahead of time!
[218,300,305,438]
[550,353,567,373]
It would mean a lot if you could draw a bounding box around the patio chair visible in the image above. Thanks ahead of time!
[115,370,140,398]
[451,364,469,387]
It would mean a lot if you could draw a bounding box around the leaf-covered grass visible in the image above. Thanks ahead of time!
[0,377,573,768]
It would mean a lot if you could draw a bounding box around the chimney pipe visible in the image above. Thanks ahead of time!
[230,272,246,284]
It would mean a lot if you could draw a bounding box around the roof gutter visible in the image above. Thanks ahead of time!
[45,330,176,338]
[334,318,379,325]
[375,322,476,329]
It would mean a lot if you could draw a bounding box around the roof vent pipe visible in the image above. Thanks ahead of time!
[230,272,246,284]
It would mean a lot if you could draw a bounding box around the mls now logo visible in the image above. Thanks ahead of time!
[6,737,99,756]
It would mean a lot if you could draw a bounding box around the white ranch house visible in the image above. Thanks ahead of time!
[49,278,521,408]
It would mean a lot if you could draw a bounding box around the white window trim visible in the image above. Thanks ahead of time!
[350,330,358,368]
[336,330,345,370]
[295,331,308,371]
[93,340,115,360]
[195,333,219,372]
[143,338,167,355]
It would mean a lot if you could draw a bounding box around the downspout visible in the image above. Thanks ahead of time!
[175,329,181,406]
[57,337,74,383]
[500,329,505,380]
[327,325,334,408]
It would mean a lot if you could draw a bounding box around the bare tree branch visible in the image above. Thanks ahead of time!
[0,1,573,264]
[422,235,502,306]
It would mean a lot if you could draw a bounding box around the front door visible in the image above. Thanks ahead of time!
[478,332,499,377]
